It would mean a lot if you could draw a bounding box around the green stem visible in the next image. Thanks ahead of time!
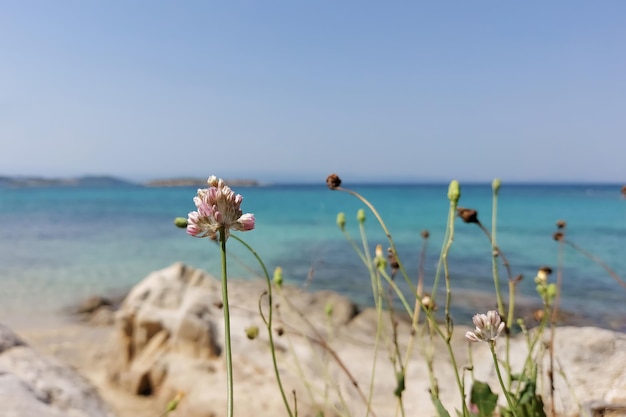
[337,187,415,294]
[490,341,517,417]
[230,235,295,417]
[219,227,234,417]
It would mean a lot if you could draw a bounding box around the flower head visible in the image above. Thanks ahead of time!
[465,310,505,343]
[186,176,255,240]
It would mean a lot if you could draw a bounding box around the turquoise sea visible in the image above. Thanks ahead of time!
[1,182,625,330]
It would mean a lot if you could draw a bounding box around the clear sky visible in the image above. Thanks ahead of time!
[1,1,625,183]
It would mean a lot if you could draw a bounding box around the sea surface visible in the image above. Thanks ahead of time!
[1,182,625,330]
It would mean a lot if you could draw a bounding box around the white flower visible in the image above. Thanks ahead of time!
[465,310,505,343]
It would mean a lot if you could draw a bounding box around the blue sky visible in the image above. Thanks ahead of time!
[1,1,625,183]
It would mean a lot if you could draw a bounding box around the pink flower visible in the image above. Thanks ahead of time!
[186,176,255,240]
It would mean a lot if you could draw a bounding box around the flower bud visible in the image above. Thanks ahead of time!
[448,180,460,204]
[324,301,334,318]
[374,244,386,269]
[273,267,283,288]
[174,217,188,228]
[245,326,259,340]
[492,178,501,194]
[336,212,346,230]
[357,208,366,224]
[534,266,552,285]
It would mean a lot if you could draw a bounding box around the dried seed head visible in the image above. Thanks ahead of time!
[275,327,284,336]
[421,230,430,239]
[457,207,479,224]
[387,248,399,275]
[556,220,567,229]
[326,174,342,190]
[553,231,564,241]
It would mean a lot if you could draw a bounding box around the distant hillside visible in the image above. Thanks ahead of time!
[144,178,260,187]
[0,175,137,188]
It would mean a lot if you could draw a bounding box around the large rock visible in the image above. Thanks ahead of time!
[0,324,115,417]
[105,263,626,417]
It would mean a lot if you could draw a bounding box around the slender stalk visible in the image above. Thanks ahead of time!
[564,239,626,289]
[490,189,506,318]
[336,186,415,294]
[230,235,294,417]
[219,227,234,417]
[440,199,469,417]
[490,341,517,417]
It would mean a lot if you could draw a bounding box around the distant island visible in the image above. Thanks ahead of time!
[0,175,137,188]
[0,175,260,188]
[144,178,260,187]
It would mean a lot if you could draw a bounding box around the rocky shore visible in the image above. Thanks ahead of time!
[2,263,626,417]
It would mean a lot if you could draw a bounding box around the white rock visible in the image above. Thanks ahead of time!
[0,324,115,417]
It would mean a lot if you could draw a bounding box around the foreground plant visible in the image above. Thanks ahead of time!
[185,176,255,417]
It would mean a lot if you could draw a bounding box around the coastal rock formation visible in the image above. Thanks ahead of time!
[0,324,115,417]
[104,263,626,417]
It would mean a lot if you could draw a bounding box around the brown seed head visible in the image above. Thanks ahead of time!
[326,174,342,190]
[556,220,567,229]
[387,248,399,275]
[421,230,430,239]
[275,327,284,336]
[553,231,564,241]
[457,207,479,224]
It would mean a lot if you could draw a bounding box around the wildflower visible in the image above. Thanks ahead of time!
[186,176,255,240]
[465,310,505,343]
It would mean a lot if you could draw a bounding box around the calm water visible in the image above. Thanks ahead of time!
[1,183,624,330]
